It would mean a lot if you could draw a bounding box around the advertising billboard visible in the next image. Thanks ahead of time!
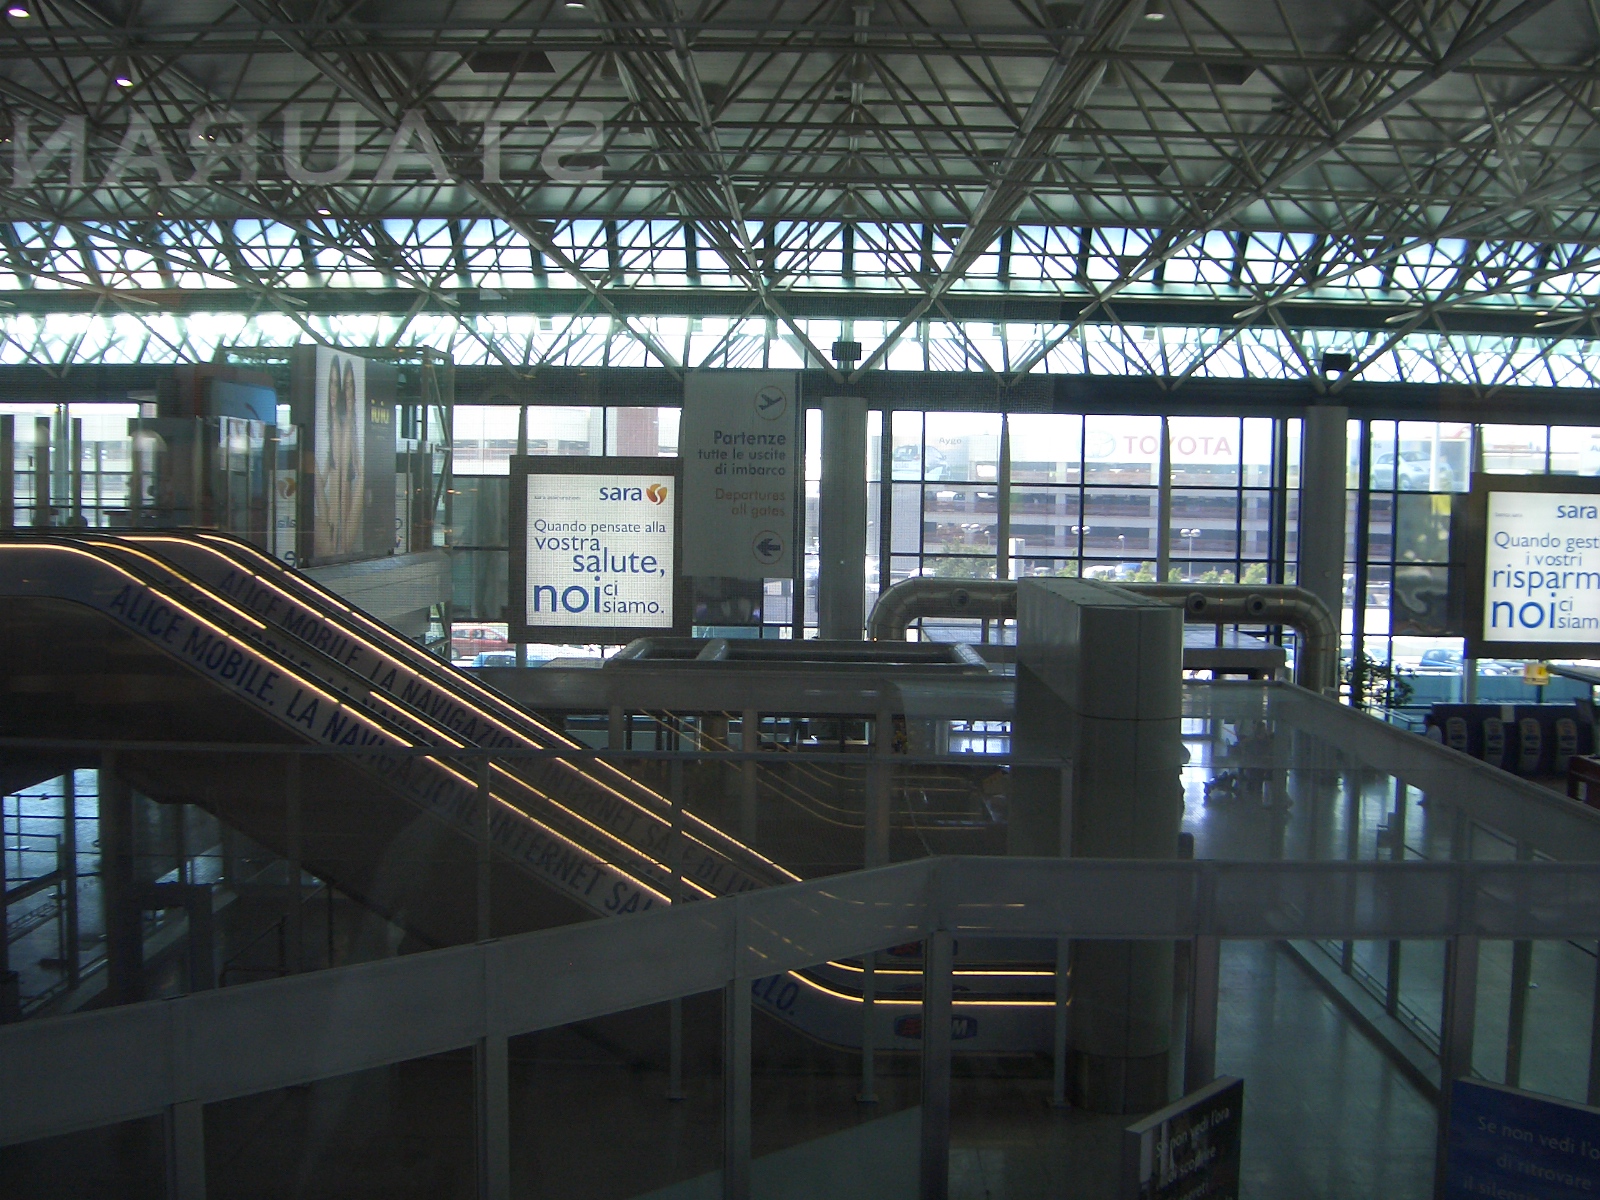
[314,346,366,560]
[509,455,688,644]
[287,345,396,566]
[1463,475,1600,659]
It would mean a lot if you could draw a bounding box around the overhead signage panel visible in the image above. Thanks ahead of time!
[1464,476,1600,658]
[509,455,687,645]
[680,370,800,580]
[1484,490,1600,644]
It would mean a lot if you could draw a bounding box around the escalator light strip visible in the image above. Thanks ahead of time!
[88,540,268,633]
[486,762,681,879]
[188,538,783,880]
[12,545,411,756]
[790,972,1056,1008]
[29,542,676,914]
[428,756,673,908]
[178,534,787,884]
[823,961,1056,978]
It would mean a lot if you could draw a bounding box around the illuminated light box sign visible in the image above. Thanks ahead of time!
[1463,476,1600,659]
[509,455,688,644]
[286,344,396,567]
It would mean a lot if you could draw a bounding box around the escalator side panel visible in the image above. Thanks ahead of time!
[127,534,778,897]
[0,543,666,923]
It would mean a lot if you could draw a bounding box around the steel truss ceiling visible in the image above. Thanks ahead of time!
[1,0,1599,393]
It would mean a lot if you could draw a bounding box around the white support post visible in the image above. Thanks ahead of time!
[1588,950,1600,1107]
[920,928,953,1200]
[1505,840,1534,1087]
[741,709,759,846]
[723,973,752,1200]
[476,1032,510,1200]
[1051,936,1070,1108]
[477,755,493,942]
[1436,934,1480,1199]
[165,1100,206,1200]
[858,950,878,1103]
[866,709,892,869]
[285,755,303,974]
[1184,935,1221,1093]
[668,997,687,1102]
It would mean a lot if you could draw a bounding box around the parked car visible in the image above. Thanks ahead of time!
[1372,449,1456,492]
[451,624,508,659]
[470,651,519,668]
[1415,648,1463,673]
[892,442,946,480]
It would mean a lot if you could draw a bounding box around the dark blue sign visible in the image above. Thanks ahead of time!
[1446,1079,1600,1199]
[1122,1076,1243,1200]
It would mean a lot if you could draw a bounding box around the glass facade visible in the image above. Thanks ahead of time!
[16,393,1600,708]
[1350,420,1600,711]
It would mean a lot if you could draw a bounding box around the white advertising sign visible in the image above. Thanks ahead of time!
[312,346,366,561]
[523,471,675,632]
[1483,490,1600,643]
[680,370,800,579]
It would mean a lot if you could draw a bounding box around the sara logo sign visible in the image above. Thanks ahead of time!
[523,472,675,631]
[1483,491,1600,643]
[598,483,667,504]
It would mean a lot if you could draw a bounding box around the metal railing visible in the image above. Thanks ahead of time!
[4,854,1600,1200]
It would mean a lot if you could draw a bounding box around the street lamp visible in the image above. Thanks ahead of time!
[1180,528,1201,577]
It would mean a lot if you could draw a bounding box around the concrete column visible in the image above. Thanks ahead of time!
[99,753,145,1005]
[1296,405,1348,630]
[817,395,868,639]
[1013,578,1184,1113]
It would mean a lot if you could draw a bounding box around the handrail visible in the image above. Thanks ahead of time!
[866,577,1339,693]
[5,855,1600,1148]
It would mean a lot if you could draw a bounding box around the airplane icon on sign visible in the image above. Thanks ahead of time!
[754,387,788,420]
[753,532,784,563]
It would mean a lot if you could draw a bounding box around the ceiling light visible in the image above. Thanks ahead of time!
[316,207,331,215]
[8,6,31,18]
[1535,310,1550,317]
[565,0,586,7]
[1143,9,1165,19]
[112,57,134,88]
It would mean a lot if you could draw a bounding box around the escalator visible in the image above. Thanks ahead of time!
[0,530,1054,1052]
